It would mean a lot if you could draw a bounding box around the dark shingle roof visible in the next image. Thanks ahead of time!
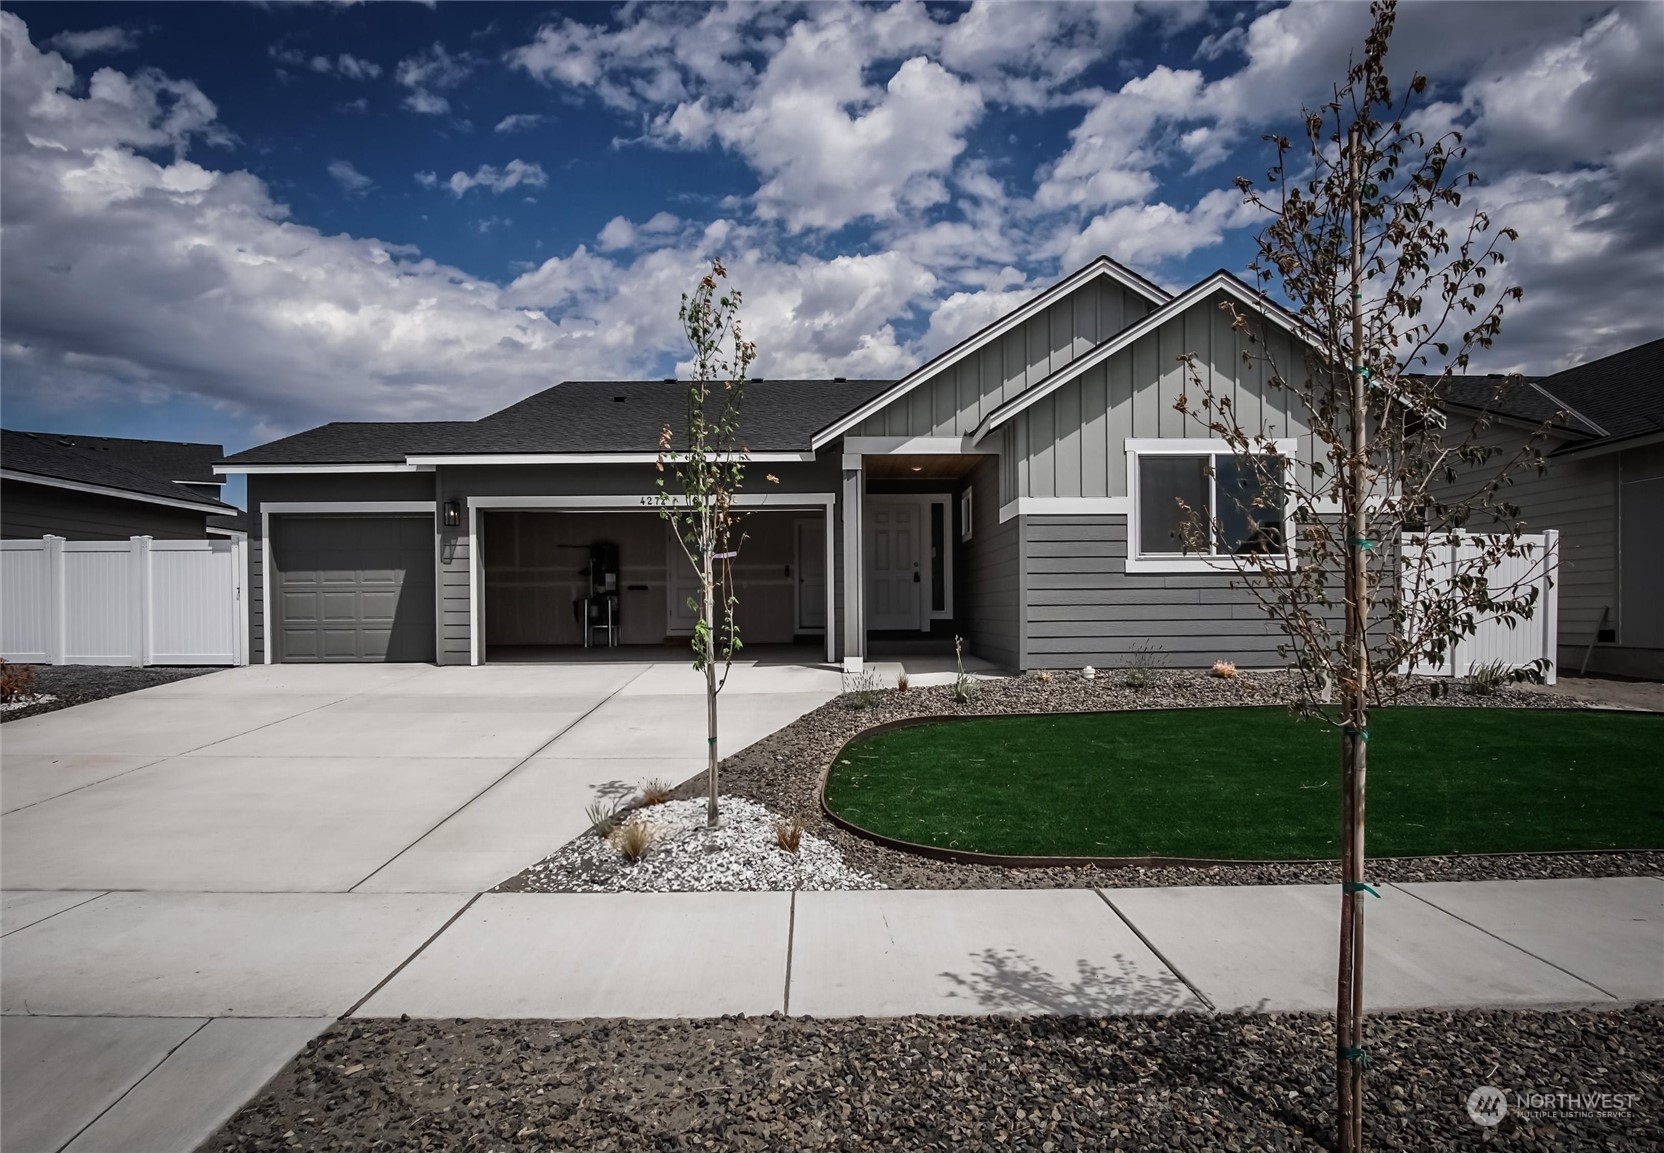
[221,421,478,465]
[220,380,894,464]
[2,429,236,510]
[1436,376,1605,438]
[21,432,223,483]
[1532,337,1664,446]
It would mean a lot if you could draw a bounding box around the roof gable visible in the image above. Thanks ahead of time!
[970,270,1316,443]
[810,256,1171,449]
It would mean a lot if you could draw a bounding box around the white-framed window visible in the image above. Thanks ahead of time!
[1125,438,1296,574]
[959,487,974,542]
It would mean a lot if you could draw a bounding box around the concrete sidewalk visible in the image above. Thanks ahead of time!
[5,877,1658,1152]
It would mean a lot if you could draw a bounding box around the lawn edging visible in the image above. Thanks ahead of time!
[818,709,1663,870]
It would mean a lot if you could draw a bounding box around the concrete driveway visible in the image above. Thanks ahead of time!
[2,659,838,894]
[1,658,839,1152]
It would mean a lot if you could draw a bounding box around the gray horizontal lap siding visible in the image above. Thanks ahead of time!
[1016,296,1316,500]
[852,279,1155,438]
[1022,516,1293,668]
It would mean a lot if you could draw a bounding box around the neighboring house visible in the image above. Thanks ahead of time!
[1440,338,1664,680]
[219,255,1653,676]
[2,429,239,540]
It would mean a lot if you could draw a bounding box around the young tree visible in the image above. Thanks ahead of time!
[1173,3,1554,1148]
[653,259,766,829]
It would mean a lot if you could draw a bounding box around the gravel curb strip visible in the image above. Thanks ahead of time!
[0,664,219,723]
[206,1003,1664,1152]
[505,670,1663,893]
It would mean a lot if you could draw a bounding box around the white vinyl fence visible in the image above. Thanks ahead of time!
[1,536,247,666]
[1402,530,1559,684]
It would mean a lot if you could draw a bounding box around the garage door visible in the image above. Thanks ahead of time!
[272,516,435,662]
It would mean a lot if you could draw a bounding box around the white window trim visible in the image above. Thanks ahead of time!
[1125,438,1297,575]
[258,501,438,667]
[465,492,837,667]
[926,494,955,622]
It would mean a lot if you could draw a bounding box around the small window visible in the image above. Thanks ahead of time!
[959,488,973,542]
[930,501,946,613]
[1136,452,1285,558]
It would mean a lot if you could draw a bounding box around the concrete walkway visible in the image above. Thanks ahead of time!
[3,665,1660,1152]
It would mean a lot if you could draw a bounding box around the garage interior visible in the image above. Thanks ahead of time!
[480,510,827,661]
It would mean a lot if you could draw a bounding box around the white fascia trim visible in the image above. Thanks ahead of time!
[841,436,998,455]
[998,497,1131,523]
[810,258,1172,450]
[405,452,813,465]
[1,468,235,516]
[261,501,436,514]
[467,492,835,511]
[215,463,433,475]
[970,273,1318,445]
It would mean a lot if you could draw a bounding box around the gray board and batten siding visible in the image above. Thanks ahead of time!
[852,277,1159,439]
[1011,291,1317,501]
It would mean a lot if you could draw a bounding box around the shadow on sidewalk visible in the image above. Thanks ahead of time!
[939,947,1194,1016]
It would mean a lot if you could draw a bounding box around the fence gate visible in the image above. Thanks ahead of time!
[1,536,247,666]
[1402,530,1559,685]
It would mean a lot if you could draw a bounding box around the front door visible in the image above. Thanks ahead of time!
[795,518,826,632]
[665,524,700,636]
[866,499,921,631]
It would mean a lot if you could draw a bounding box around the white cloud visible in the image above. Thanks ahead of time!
[494,112,542,133]
[395,42,471,116]
[334,53,380,81]
[0,13,566,435]
[326,159,373,196]
[43,26,139,59]
[441,159,547,197]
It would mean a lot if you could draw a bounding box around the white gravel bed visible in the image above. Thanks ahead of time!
[514,796,886,893]
[1,694,56,713]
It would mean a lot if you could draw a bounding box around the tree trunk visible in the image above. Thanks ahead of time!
[1336,122,1372,1153]
[703,548,719,828]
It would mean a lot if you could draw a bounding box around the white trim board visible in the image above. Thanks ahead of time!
[970,271,1317,445]
[841,436,999,456]
[999,497,1132,523]
[407,452,815,466]
[811,256,1171,450]
[216,463,433,475]
[259,501,438,665]
[2,469,234,515]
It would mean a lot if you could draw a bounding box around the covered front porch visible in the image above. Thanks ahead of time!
[839,438,1014,672]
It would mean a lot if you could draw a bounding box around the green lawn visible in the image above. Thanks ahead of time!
[823,707,1664,859]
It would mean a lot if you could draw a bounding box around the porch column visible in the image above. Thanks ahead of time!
[841,455,864,670]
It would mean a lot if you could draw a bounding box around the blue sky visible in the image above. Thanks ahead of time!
[2,1,1660,504]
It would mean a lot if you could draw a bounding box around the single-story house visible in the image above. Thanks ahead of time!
[218,255,1658,677]
[2,429,240,540]
[1440,337,1664,680]
[218,257,1335,668]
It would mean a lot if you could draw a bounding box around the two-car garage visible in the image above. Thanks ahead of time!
[268,515,435,663]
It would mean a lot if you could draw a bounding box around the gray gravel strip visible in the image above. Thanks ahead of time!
[0,663,219,723]
[506,669,1660,893]
[206,1003,1664,1152]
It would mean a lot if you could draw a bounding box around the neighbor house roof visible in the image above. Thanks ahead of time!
[220,380,895,466]
[1438,337,1664,453]
[19,431,224,484]
[2,429,237,513]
